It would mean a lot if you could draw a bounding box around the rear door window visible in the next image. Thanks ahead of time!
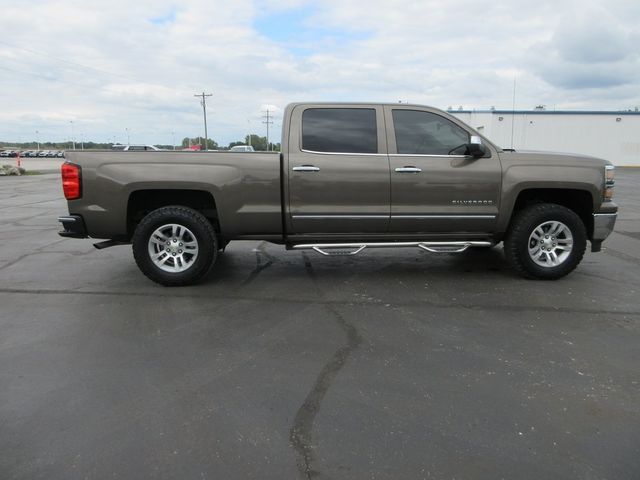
[302,108,378,154]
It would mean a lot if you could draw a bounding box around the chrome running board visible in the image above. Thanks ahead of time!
[291,241,493,257]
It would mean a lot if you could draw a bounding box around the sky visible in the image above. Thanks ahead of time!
[1,0,639,146]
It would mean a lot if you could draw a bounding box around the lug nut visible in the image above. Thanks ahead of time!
[172,252,176,256]
[178,249,182,253]
[179,242,183,246]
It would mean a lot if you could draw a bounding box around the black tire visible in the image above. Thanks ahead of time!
[504,203,587,280]
[132,206,218,286]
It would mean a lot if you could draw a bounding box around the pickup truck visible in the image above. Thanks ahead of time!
[58,102,618,286]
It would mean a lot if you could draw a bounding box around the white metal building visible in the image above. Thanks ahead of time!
[450,110,640,167]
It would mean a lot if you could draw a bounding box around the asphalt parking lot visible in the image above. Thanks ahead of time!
[1,170,639,480]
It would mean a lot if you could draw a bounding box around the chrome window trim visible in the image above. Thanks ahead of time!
[300,148,387,156]
[391,153,468,158]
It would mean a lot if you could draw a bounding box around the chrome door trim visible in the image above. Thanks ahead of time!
[392,214,496,219]
[394,167,422,173]
[291,215,389,219]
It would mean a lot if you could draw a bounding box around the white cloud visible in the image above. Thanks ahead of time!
[0,0,638,145]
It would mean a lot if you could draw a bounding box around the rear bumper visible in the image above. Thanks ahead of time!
[58,215,88,238]
[592,213,617,241]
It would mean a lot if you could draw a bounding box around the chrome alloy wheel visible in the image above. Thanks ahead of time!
[528,221,573,268]
[147,223,199,273]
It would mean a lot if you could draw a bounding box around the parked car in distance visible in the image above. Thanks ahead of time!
[57,151,65,158]
[229,145,255,152]
[58,102,618,286]
[46,151,59,157]
[112,144,161,151]
[0,150,13,157]
[38,151,49,157]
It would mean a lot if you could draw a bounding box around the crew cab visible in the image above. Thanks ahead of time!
[58,102,618,286]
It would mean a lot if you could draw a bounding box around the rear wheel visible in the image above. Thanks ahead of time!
[504,203,587,280]
[132,206,217,286]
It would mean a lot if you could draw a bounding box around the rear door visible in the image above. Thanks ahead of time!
[287,105,390,234]
[385,106,501,233]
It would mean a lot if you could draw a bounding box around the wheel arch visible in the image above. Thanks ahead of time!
[500,188,596,240]
[127,189,220,239]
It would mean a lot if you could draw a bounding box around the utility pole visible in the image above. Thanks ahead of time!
[125,128,130,146]
[35,130,39,151]
[194,91,213,151]
[262,109,273,151]
[70,120,76,150]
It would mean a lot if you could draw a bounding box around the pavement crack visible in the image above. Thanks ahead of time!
[289,253,363,479]
[240,241,275,286]
[0,238,69,271]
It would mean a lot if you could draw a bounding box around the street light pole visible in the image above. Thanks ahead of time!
[125,128,130,146]
[35,130,39,151]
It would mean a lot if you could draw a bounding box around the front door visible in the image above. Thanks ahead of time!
[287,105,390,234]
[384,106,501,233]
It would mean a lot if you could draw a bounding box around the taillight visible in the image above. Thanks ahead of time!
[61,162,81,200]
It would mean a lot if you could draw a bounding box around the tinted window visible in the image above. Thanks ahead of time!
[393,110,469,155]
[302,108,378,153]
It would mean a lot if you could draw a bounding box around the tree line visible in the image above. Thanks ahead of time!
[1,134,281,151]
[181,134,281,151]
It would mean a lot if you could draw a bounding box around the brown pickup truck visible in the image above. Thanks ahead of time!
[58,102,618,286]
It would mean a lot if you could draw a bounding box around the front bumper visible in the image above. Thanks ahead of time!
[593,213,617,241]
[58,215,88,238]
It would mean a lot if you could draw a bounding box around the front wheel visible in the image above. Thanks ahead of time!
[504,203,587,280]
[132,206,218,286]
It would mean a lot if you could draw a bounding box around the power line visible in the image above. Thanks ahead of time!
[194,92,213,151]
[262,109,274,151]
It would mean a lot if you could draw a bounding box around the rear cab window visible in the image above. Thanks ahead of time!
[302,108,378,154]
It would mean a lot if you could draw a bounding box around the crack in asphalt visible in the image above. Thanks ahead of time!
[240,241,276,286]
[603,247,640,266]
[0,238,70,271]
[289,253,363,480]
[0,287,637,317]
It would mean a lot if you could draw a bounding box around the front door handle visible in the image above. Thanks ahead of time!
[293,165,320,172]
[395,166,422,173]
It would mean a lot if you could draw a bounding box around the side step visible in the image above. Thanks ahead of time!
[290,241,493,257]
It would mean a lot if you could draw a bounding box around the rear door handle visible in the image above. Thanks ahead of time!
[395,166,422,173]
[293,165,320,172]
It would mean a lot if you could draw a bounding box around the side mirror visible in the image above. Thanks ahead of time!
[468,135,486,157]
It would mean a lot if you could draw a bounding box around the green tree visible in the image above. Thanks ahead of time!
[181,137,218,150]
[245,134,267,151]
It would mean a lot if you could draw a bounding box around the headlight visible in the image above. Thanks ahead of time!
[604,165,615,201]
